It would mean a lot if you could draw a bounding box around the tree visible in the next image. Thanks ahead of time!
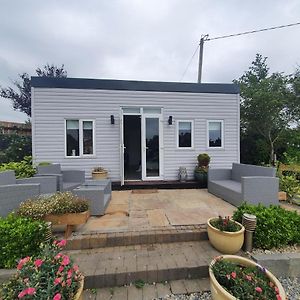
[236,54,300,165]
[0,64,67,117]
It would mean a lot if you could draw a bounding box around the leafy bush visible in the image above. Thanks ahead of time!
[233,203,300,249]
[0,214,47,269]
[0,156,36,178]
[0,134,31,164]
[18,192,89,220]
[279,175,300,199]
[210,216,241,232]
[1,240,83,299]
[195,153,211,173]
[211,257,281,299]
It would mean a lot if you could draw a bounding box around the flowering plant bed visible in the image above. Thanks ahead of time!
[209,255,286,300]
[0,240,84,300]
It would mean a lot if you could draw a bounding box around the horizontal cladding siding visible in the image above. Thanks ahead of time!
[32,88,239,181]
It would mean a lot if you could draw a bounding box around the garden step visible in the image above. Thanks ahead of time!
[67,240,221,289]
[66,226,208,250]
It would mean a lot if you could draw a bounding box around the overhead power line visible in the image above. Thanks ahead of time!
[180,21,300,82]
[179,44,199,82]
[207,21,300,41]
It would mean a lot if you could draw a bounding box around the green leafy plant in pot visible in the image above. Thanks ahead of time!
[194,153,211,187]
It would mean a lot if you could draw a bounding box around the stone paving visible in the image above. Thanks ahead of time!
[82,278,210,300]
[67,240,221,289]
[76,189,235,234]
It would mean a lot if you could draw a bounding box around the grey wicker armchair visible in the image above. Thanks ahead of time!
[0,170,57,217]
[36,164,85,191]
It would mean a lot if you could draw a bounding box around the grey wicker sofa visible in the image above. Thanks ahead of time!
[0,170,57,217]
[36,164,85,191]
[208,163,279,207]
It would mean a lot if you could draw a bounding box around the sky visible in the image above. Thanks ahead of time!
[0,0,300,122]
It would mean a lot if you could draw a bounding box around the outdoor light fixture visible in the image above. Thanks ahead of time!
[110,115,115,124]
[168,116,173,125]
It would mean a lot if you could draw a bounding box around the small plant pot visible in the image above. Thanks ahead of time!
[209,255,286,300]
[207,218,245,254]
[194,171,208,188]
[278,191,287,201]
[92,170,108,180]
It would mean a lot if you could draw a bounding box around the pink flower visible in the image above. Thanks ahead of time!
[57,239,67,247]
[226,274,230,280]
[61,255,70,266]
[67,268,73,278]
[17,257,30,270]
[269,281,275,287]
[246,275,252,281]
[255,287,262,293]
[66,278,72,286]
[26,288,36,295]
[34,259,43,268]
[18,290,27,298]
[18,288,36,298]
[55,253,63,260]
[231,272,236,279]
[275,287,279,294]
[57,265,64,274]
[276,295,282,300]
[73,264,79,272]
[54,277,62,285]
[53,293,62,300]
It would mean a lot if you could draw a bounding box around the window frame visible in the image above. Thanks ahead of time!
[65,119,96,158]
[207,120,224,149]
[176,120,194,149]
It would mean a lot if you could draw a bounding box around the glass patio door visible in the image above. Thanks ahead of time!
[142,115,162,180]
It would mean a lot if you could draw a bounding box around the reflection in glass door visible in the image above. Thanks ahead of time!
[145,117,160,178]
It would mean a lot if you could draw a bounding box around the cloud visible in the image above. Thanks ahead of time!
[0,0,300,121]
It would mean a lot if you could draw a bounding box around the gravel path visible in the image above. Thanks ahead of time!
[155,277,300,300]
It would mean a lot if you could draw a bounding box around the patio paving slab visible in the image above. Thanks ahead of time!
[75,189,235,234]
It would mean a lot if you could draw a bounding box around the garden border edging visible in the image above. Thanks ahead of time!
[251,252,300,277]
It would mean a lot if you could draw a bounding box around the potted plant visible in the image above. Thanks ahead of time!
[0,240,84,300]
[91,166,108,180]
[18,192,90,238]
[194,153,211,187]
[209,255,286,300]
[207,216,245,254]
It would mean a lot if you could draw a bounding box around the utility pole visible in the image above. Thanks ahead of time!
[197,34,209,83]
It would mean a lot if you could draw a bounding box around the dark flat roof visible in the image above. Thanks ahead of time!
[31,77,239,94]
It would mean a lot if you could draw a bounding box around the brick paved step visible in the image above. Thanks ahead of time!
[68,240,220,289]
[66,226,208,250]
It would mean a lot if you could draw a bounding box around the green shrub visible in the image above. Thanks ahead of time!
[0,134,31,164]
[279,175,300,199]
[18,192,89,220]
[0,156,36,178]
[0,214,47,269]
[233,203,300,249]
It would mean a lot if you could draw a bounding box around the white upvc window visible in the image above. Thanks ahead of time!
[65,119,95,157]
[207,120,224,149]
[176,120,194,149]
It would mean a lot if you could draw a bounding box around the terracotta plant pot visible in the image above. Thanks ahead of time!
[278,191,287,201]
[73,276,84,300]
[207,217,245,254]
[92,170,108,180]
[44,211,90,238]
[209,255,286,300]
